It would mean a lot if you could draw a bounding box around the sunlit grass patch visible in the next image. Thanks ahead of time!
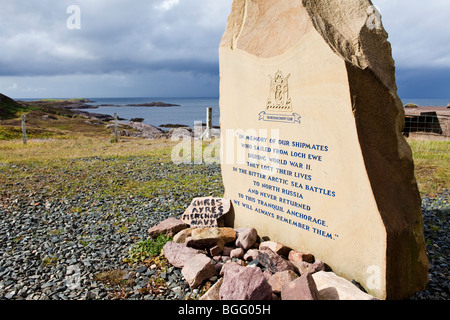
[408,139,449,197]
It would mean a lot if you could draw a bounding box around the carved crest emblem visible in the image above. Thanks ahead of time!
[267,70,292,112]
[258,70,301,125]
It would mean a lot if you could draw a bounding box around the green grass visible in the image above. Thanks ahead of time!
[0,137,224,215]
[0,125,60,140]
[408,140,449,197]
[124,235,173,264]
[0,123,447,204]
[0,95,36,120]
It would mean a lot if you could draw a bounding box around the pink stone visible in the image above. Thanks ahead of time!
[292,259,326,275]
[230,248,245,259]
[243,249,259,262]
[147,217,189,239]
[262,270,272,281]
[259,241,292,258]
[235,228,258,250]
[219,263,272,300]
[181,254,217,289]
[268,270,299,294]
[162,241,203,268]
[288,250,315,264]
[281,272,319,300]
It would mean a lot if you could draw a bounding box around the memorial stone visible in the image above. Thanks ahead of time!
[180,197,231,228]
[219,0,429,299]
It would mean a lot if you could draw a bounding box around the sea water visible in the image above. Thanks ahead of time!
[86,97,220,128]
[82,97,450,128]
[17,97,449,128]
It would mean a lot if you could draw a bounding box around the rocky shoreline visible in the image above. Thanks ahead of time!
[0,166,447,300]
[25,99,180,110]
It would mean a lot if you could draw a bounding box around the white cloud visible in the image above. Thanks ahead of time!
[5,30,95,61]
[7,82,18,91]
[154,0,180,11]
[372,0,450,68]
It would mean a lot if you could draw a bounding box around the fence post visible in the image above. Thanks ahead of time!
[21,114,27,145]
[205,107,212,140]
[114,113,119,143]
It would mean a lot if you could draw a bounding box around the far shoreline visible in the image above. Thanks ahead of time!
[75,101,181,109]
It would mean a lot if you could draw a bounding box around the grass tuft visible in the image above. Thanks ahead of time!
[124,234,172,264]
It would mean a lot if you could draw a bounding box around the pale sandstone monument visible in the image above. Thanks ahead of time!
[219,0,429,299]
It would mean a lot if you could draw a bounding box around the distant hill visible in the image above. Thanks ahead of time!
[0,93,31,119]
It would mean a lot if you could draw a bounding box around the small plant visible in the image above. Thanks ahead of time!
[42,255,59,266]
[117,225,128,234]
[124,234,172,264]
[145,276,168,295]
[79,236,90,247]
[94,269,127,287]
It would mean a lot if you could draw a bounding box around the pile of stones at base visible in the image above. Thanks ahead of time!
[148,217,377,300]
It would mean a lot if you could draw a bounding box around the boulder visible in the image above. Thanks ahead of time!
[243,249,259,262]
[192,227,236,244]
[147,217,189,239]
[42,114,58,120]
[259,241,292,258]
[181,254,216,289]
[235,228,258,250]
[230,247,245,259]
[312,271,377,300]
[162,242,204,269]
[268,270,299,294]
[219,263,272,300]
[281,273,319,300]
[186,227,236,250]
[288,250,315,264]
[257,247,296,274]
[187,237,224,251]
[292,259,325,275]
[172,228,194,243]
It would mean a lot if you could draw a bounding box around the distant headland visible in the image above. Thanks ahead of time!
[25,99,180,109]
[125,102,180,107]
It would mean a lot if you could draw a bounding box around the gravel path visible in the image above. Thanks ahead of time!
[0,160,448,300]
[410,190,449,300]
[0,159,223,300]
[0,193,191,300]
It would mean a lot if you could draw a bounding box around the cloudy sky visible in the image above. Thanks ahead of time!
[0,0,449,99]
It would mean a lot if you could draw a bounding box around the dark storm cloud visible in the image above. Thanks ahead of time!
[396,67,450,99]
[0,0,449,98]
[0,0,228,77]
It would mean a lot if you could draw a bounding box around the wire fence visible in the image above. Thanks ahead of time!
[403,113,449,138]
